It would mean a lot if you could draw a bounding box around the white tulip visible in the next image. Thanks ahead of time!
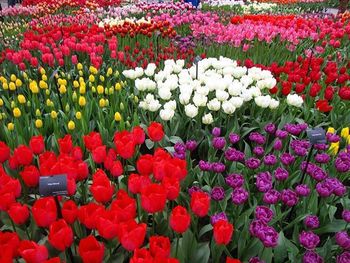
[148,100,161,112]
[160,108,175,121]
[158,88,172,101]
[164,100,177,110]
[193,93,208,107]
[240,75,253,87]
[269,98,280,109]
[216,90,229,101]
[222,101,236,114]
[249,86,261,97]
[179,92,191,105]
[287,94,303,107]
[228,80,243,96]
[202,113,214,124]
[255,95,271,108]
[229,97,244,108]
[232,66,247,78]
[207,98,221,111]
[185,104,198,118]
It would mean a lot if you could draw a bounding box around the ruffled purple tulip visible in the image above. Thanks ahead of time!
[246,157,261,170]
[225,147,245,162]
[229,133,240,144]
[304,215,320,229]
[342,210,350,223]
[273,139,283,151]
[299,230,320,250]
[295,184,311,197]
[225,173,244,189]
[274,167,289,181]
[256,172,273,193]
[232,188,249,205]
[303,251,324,263]
[276,129,288,139]
[255,206,274,223]
[253,146,265,156]
[281,153,295,166]
[264,123,276,134]
[281,189,299,207]
[211,162,226,173]
[210,212,228,225]
[211,186,225,201]
[337,252,350,263]
[264,154,277,166]
[263,189,280,204]
[335,231,350,250]
[199,160,211,171]
[249,132,266,145]
[185,140,197,151]
[212,137,226,150]
[174,142,186,154]
[212,127,221,137]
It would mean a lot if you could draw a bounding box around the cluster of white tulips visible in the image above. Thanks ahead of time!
[98,17,152,27]
[122,57,303,124]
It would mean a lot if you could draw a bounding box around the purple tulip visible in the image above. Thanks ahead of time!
[264,154,277,166]
[264,123,276,134]
[295,184,311,197]
[342,210,350,223]
[299,230,320,250]
[210,212,228,225]
[185,140,197,151]
[229,133,240,144]
[263,189,280,204]
[253,146,265,156]
[255,206,274,223]
[304,215,320,229]
[231,188,249,205]
[212,127,221,137]
[274,167,289,181]
[335,231,350,250]
[246,157,261,170]
[281,189,298,207]
[249,132,266,145]
[337,252,350,263]
[256,172,273,193]
[212,137,226,150]
[211,186,225,201]
[225,173,244,189]
[303,251,324,263]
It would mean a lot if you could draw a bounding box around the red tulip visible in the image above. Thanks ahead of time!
[190,191,210,217]
[0,231,20,260]
[128,173,151,194]
[96,210,119,240]
[132,126,146,145]
[62,200,78,224]
[141,183,167,213]
[169,205,191,234]
[0,141,10,163]
[114,131,136,159]
[18,240,49,263]
[58,135,73,154]
[110,160,123,177]
[83,132,103,151]
[130,248,153,263]
[148,122,164,142]
[90,169,114,203]
[32,197,57,228]
[316,99,333,112]
[29,135,45,155]
[136,154,154,175]
[213,220,234,245]
[48,219,73,251]
[78,203,104,229]
[150,236,171,259]
[91,145,107,164]
[8,202,29,225]
[20,165,40,187]
[13,145,33,166]
[79,236,105,263]
[118,220,147,251]
[339,86,350,100]
[110,189,136,222]
[226,257,241,263]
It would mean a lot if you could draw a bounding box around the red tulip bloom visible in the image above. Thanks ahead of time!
[169,205,191,234]
[29,135,45,155]
[48,219,73,251]
[96,210,119,240]
[62,200,78,224]
[91,145,107,164]
[150,236,171,259]
[162,176,180,200]
[18,240,49,263]
[20,165,40,187]
[114,131,136,159]
[226,257,241,263]
[79,236,105,263]
[141,183,167,213]
[90,169,114,203]
[190,191,210,217]
[132,126,146,145]
[110,160,123,177]
[78,203,105,229]
[130,248,153,263]
[58,135,73,154]
[44,257,61,263]
[110,190,136,222]
[0,231,20,259]
[8,202,29,225]
[148,122,164,142]
[136,154,154,175]
[128,173,151,194]
[13,145,33,166]
[83,132,103,151]
[339,86,350,100]
[0,141,10,163]
[213,220,234,245]
[316,100,333,112]
[32,197,57,228]
[118,220,147,251]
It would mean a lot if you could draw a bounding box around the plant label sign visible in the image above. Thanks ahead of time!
[307,127,326,145]
[39,174,68,196]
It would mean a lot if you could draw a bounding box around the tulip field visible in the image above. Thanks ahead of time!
[0,0,350,262]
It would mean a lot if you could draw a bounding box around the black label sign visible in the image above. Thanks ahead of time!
[39,174,68,196]
[307,127,326,145]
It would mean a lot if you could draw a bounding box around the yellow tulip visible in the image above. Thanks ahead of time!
[9,82,16,91]
[107,68,113,76]
[7,122,14,131]
[59,85,67,94]
[99,98,106,108]
[2,83,9,90]
[115,82,121,91]
[75,111,82,120]
[329,142,339,156]
[77,63,83,70]
[341,127,349,139]
[79,70,83,76]
[91,86,96,93]
[42,74,48,81]
[39,80,48,89]
[109,87,114,94]
[46,90,50,95]
[17,95,26,104]
[23,72,28,80]
[97,85,104,94]
[15,79,22,87]
[36,109,41,116]
[78,95,86,106]
[13,107,21,118]
[50,111,57,119]
[89,75,95,82]
[40,68,46,75]
[99,75,105,82]
[35,119,43,128]
[72,92,77,101]
[73,81,79,88]
[327,127,335,134]
[29,81,39,93]
[79,85,86,94]
[114,112,122,121]
[10,74,16,82]
[68,120,75,130]
[58,78,63,85]
[0,99,3,106]
[79,77,84,83]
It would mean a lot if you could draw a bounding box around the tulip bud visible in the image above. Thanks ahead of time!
[109,87,114,94]
[134,96,139,103]
[27,101,31,107]
[0,99,3,106]
[11,101,16,108]
[35,119,43,128]
[120,102,124,111]
[114,112,122,121]
[51,111,57,119]
[68,120,75,130]
[126,121,130,128]
[7,122,14,131]
[13,107,21,118]
[72,92,77,101]
[65,104,70,112]
[45,90,50,95]
[76,112,82,120]
[35,109,41,117]
[115,82,121,91]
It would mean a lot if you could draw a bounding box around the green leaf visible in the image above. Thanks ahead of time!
[145,139,154,150]
[199,224,213,238]
[191,242,210,263]
[314,220,350,234]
